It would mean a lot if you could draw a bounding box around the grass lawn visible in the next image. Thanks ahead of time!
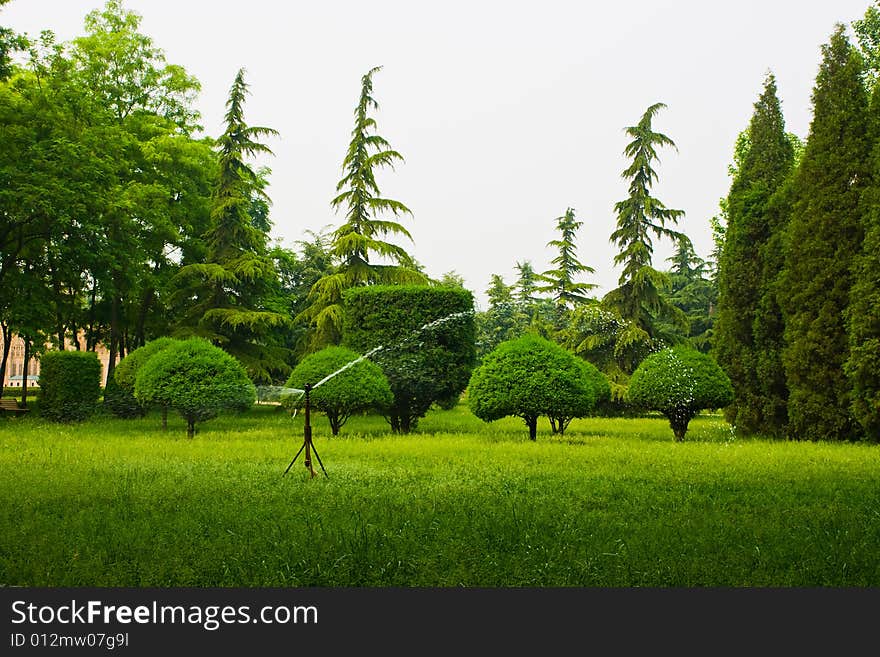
[1,402,878,587]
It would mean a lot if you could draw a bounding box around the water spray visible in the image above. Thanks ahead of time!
[276,309,474,479]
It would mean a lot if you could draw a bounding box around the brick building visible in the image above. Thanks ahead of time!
[0,333,114,389]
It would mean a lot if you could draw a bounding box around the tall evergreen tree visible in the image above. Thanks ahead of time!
[665,237,714,353]
[780,26,870,441]
[537,208,596,308]
[845,82,880,441]
[604,103,687,352]
[171,68,289,383]
[514,261,539,307]
[714,73,795,435]
[299,66,425,348]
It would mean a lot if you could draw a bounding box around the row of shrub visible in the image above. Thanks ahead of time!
[29,286,734,441]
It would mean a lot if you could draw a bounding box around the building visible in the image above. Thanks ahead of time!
[0,332,114,389]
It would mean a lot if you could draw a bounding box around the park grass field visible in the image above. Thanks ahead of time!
[1,402,878,587]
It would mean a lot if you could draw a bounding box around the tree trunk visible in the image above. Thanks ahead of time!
[187,418,195,439]
[549,417,559,434]
[162,405,168,430]
[106,294,121,384]
[668,411,691,442]
[526,415,537,441]
[86,278,97,351]
[0,323,11,399]
[135,286,154,349]
[20,337,30,407]
[329,412,340,436]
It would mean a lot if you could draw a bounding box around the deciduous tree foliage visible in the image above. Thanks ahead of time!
[780,26,870,442]
[714,73,794,436]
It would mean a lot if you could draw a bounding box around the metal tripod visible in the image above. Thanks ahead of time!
[283,384,328,478]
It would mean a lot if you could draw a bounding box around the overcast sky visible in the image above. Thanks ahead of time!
[4,1,874,309]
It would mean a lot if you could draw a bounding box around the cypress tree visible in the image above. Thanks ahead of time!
[845,82,880,441]
[780,26,870,441]
[714,73,794,435]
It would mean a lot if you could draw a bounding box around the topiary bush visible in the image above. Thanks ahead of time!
[134,338,256,438]
[626,346,734,441]
[38,351,102,422]
[467,334,610,439]
[112,338,180,422]
[343,285,476,433]
[284,346,393,435]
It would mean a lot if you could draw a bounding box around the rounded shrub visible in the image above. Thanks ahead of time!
[467,334,610,439]
[284,346,393,435]
[134,338,256,438]
[626,346,734,441]
[38,351,102,422]
[110,338,180,421]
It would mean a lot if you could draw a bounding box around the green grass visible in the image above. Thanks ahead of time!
[1,403,878,587]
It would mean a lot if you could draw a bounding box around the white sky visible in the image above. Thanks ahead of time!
[3,0,874,309]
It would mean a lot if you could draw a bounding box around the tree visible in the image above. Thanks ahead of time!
[342,285,475,433]
[112,336,179,423]
[134,338,255,438]
[536,208,595,308]
[284,346,392,436]
[171,68,289,383]
[0,0,25,81]
[604,103,687,353]
[665,237,714,352]
[854,1,880,85]
[468,335,609,440]
[713,73,795,436]
[300,66,426,348]
[627,346,733,441]
[846,83,880,441]
[513,261,539,307]
[780,26,870,442]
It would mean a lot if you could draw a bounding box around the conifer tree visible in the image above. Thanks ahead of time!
[514,261,539,307]
[604,103,687,347]
[845,83,880,441]
[537,208,596,308]
[299,66,425,348]
[171,68,289,383]
[714,73,794,435]
[780,26,870,441]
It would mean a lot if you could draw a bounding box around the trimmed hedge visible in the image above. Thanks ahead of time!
[343,285,476,433]
[38,351,102,422]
